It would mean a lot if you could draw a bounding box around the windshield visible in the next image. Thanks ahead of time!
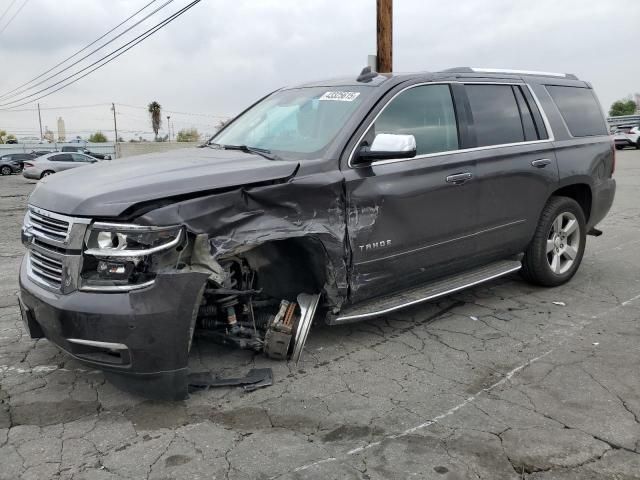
[211,86,370,160]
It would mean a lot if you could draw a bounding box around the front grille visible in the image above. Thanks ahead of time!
[29,209,70,242]
[23,206,91,293]
[28,249,63,288]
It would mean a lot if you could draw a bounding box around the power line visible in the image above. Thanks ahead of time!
[0,0,18,25]
[4,103,111,112]
[0,0,173,101]
[0,0,201,109]
[0,0,28,35]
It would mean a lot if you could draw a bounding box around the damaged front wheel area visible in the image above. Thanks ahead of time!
[193,258,321,364]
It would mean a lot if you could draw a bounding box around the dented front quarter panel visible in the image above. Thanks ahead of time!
[136,165,350,308]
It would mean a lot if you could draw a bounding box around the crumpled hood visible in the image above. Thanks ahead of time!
[28,147,299,217]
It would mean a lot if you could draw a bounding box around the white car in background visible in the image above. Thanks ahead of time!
[22,151,102,180]
[613,125,640,150]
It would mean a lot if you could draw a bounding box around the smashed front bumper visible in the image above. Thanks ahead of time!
[19,257,208,400]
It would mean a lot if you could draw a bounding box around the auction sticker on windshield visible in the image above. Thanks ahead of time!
[318,91,361,102]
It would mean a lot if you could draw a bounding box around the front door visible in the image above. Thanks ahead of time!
[343,83,480,304]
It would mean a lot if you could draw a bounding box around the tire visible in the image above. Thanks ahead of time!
[0,166,11,176]
[521,196,586,287]
[40,170,54,179]
[636,141,640,150]
[615,145,623,150]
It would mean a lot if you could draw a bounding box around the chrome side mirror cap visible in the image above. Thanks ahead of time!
[354,133,417,164]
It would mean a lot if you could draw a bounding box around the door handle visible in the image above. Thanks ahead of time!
[446,172,473,185]
[531,158,551,168]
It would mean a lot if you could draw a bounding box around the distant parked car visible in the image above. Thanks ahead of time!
[6,138,18,144]
[22,152,99,179]
[0,155,29,175]
[61,145,112,160]
[613,125,640,150]
[0,153,36,171]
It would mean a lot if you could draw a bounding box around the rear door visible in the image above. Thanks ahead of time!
[464,82,559,260]
[343,82,481,303]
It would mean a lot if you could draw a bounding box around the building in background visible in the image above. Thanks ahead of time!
[57,117,66,142]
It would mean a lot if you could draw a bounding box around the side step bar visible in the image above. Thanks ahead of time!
[329,259,522,325]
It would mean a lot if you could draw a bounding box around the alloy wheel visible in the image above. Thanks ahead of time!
[546,211,580,275]
[1,166,11,175]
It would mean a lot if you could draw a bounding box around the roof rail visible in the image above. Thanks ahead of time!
[441,67,578,80]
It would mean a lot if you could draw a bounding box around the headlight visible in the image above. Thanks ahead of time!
[81,223,183,291]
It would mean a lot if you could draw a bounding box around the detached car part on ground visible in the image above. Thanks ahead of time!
[18,67,615,399]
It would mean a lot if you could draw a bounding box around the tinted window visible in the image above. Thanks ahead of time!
[466,84,524,147]
[51,154,73,162]
[546,85,607,137]
[72,153,93,162]
[370,84,459,155]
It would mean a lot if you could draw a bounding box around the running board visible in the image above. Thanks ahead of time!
[329,260,522,324]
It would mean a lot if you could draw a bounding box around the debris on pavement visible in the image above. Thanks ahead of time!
[188,367,273,393]
[552,301,567,306]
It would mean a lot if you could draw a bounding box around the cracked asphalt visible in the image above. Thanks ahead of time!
[1,149,639,479]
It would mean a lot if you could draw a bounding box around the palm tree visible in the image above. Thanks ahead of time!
[147,101,162,140]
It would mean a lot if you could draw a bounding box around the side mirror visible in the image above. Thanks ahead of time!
[354,133,416,165]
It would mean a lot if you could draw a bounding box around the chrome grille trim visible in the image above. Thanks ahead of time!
[23,206,91,293]
[28,208,71,242]
[27,250,63,289]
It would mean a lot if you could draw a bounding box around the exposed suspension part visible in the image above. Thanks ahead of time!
[194,257,321,363]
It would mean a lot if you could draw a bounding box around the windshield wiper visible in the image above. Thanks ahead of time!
[206,143,278,160]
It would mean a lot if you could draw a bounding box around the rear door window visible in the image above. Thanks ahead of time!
[546,85,607,137]
[368,84,459,156]
[465,84,525,147]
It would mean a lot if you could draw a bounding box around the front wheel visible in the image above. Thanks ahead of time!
[0,166,11,175]
[521,196,586,287]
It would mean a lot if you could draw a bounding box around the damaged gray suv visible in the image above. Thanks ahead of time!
[19,67,616,399]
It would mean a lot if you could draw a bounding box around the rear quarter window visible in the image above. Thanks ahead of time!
[546,85,607,137]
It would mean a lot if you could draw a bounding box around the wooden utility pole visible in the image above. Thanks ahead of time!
[376,0,392,72]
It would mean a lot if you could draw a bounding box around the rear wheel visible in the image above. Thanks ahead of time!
[0,166,11,175]
[521,196,586,287]
[40,170,54,178]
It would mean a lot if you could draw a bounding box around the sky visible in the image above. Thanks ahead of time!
[0,0,638,141]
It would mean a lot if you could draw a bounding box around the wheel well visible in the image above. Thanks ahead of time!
[551,184,592,222]
[240,237,331,302]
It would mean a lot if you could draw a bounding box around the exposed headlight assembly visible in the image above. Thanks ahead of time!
[81,223,183,292]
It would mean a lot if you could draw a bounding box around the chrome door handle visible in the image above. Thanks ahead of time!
[446,172,473,185]
[531,158,551,168]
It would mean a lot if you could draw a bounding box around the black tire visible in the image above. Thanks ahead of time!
[615,145,623,150]
[521,196,586,287]
[40,170,54,179]
[0,166,11,176]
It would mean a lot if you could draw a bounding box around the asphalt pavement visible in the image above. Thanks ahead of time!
[1,149,639,479]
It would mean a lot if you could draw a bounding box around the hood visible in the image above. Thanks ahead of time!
[28,147,299,217]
